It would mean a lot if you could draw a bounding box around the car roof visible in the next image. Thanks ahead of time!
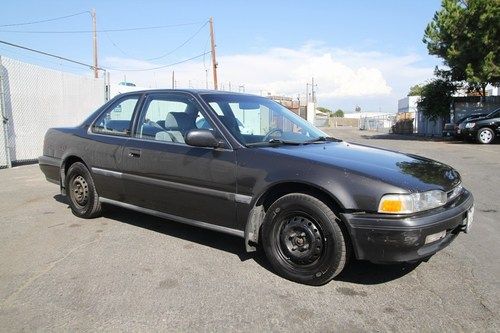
[119,89,258,97]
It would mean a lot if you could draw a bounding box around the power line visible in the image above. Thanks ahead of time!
[146,20,208,61]
[107,51,211,72]
[0,39,208,73]
[0,39,105,71]
[0,11,90,27]
[103,20,209,62]
[0,46,88,71]
[0,22,205,34]
[103,31,130,57]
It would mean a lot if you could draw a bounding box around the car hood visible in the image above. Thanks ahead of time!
[263,141,461,192]
[458,114,488,124]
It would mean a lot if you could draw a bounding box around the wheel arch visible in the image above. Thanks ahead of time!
[244,181,350,252]
[60,155,89,195]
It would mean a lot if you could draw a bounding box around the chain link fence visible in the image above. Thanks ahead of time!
[359,114,395,132]
[0,55,106,167]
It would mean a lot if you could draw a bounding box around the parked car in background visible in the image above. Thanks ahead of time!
[39,90,474,285]
[443,112,488,138]
[458,108,500,144]
[118,81,136,87]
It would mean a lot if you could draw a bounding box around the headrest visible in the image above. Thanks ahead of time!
[165,112,193,130]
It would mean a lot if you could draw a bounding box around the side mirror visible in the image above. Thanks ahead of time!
[185,129,221,148]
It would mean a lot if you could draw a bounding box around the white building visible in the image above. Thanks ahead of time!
[343,112,391,119]
[397,96,421,133]
[397,96,420,113]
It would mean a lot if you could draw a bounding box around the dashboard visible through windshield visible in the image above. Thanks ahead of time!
[201,93,329,146]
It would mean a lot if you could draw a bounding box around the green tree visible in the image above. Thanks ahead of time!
[317,107,332,114]
[423,0,500,96]
[408,84,424,96]
[333,109,344,117]
[417,78,457,120]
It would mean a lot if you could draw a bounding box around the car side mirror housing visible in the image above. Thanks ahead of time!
[185,129,221,148]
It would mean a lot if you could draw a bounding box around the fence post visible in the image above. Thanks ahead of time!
[0,66,12,168]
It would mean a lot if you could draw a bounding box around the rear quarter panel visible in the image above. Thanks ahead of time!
[43,126,126,200]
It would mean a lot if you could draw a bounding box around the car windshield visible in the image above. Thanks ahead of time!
[487,108,500,118]
[201,93,331,146]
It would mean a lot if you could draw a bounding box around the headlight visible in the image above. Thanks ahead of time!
[465,122,476,128]
[378,190,447,214]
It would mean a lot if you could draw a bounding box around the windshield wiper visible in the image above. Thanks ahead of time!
[246,139,303,147]
[304,136,342,144]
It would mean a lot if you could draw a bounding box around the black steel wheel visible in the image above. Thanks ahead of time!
[70,175,89,209]
[277,214,324,267]
[262,193,347,285]
[65,162,102,218]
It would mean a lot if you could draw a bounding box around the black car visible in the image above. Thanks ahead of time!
[39,90,474,285]
[443,112,488,138]
[458,108,500,144]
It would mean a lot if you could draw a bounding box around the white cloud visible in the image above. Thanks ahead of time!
[104,44,434,111]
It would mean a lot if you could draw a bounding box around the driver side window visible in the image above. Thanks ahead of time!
[135,94,213,144]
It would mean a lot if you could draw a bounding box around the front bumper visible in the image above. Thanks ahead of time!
[456,127,476,139]
[341,189,474,263]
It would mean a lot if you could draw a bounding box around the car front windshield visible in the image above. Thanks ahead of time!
[201,93,329,146]
[487,108,500,118]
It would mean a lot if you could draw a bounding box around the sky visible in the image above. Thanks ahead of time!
[0,0,444,112]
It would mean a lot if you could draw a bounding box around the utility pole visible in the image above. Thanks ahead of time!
[172,71,175,89]
[209,17,218,90]
[91,9,98,78]
[311,77,316,103]
[306,83,310,104]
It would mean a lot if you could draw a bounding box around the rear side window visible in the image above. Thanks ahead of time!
[92,96,139,135]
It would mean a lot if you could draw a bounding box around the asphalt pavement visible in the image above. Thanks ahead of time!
[0,127,498,331]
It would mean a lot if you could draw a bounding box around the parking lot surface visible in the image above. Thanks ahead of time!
[0,127,499,332]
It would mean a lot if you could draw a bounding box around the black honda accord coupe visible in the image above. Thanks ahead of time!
[39,90,474,285]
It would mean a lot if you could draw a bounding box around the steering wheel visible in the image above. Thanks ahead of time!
[263,128,283,142]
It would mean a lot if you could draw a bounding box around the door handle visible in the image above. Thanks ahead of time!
[128,149,141,158]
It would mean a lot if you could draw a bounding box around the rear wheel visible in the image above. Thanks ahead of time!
[261,193,347,285]
[476,127,495,144]
[65,162,102,218]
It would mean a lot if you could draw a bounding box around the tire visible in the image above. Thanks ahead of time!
[476,127,495,144]
[65,162,102,218]
[261,193,347,285]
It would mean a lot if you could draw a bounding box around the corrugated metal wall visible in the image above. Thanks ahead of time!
[0,56,105,166]
[453,96,500,121]
[416,111,444,136]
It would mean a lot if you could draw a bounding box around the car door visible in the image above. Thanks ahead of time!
[492,111,500,135]
[87,94,142,201]
[120,92,238,230]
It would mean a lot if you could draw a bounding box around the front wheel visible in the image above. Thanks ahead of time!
[261,193,347,285]
[65,162,102,218]
[476,128,495,144]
